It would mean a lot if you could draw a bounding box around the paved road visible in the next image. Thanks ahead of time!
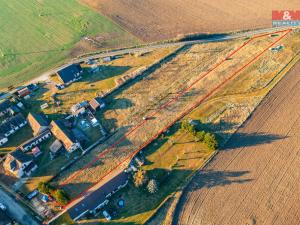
[0,188,40,225]
[31,27,294,84]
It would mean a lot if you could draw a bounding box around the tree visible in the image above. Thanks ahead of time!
[204,132,218,150]
[38,182,50,195]
[133,170,148,188]
[181,120,196,135]
[147,179,158,194]
[195,131,206,142]
[53,189,69,205]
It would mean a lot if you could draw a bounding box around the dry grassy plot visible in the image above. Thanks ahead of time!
[53,31,300,199]
[175,61,300,225]
[81,0,300,41]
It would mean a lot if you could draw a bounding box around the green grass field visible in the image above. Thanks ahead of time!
[0,0,139,89]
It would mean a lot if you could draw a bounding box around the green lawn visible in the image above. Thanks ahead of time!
[0,0,139,89]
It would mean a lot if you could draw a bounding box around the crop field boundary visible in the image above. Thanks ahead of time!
[53,28,291,217]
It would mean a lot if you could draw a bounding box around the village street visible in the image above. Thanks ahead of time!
[0,187,40,225]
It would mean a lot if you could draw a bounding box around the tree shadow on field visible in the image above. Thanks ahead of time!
[222,132,286,150]
[188,170,252,190]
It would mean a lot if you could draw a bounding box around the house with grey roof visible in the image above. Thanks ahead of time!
[56,64,83,85]
[3,149,37,178]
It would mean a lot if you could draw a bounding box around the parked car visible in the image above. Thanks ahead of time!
[27,190,39,200]
[103,210,112,221]
[0,203,7,211]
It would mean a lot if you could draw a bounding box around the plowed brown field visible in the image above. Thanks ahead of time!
[80,0,300,41]
[175,61,300,225]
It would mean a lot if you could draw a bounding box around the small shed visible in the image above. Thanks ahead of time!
[50,139,63,155]
[32,147,42,157]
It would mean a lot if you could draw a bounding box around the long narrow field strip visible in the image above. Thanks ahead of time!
[58,29,291,210]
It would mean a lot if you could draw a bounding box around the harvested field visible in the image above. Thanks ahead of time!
[81,0,300,41]
[52,30,300,200]
[175,61,300,225]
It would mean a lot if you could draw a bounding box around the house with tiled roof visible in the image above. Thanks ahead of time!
[89,97,106,111]
[27,112,49,136]
[50,120,81,153]
[56,64,83,85]
[3,149,37,178]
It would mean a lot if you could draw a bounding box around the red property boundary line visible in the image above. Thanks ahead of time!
[61,33,251,186]
[60,29,291,210]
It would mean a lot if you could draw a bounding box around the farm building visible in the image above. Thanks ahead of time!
[50,120,81,153]
[68,171,129,221]
[89,97,106,111]
[0,113,27,138]
[3,149,37,178]
[27,112,50,136]
[21,130,52,152]
[56,64,83,85]
[0,99,11,116]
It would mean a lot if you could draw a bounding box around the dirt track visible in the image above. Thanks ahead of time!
[175,61,300,225]
[81,0,300,41]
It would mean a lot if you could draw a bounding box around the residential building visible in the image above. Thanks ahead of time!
[56,64,83,85]
[68,171,128,221]
[0,113,27,137]
[89,97,105,111]
[3,149,37,178]
[21,129,52,152]
[27,112,50,136]
[50,120,81,153]
[17,87,31,98]
[0,99,11,116]
[71,101,89,117]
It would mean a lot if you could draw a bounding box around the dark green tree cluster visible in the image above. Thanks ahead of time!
[37,182,70,205]
[181,120,218,150]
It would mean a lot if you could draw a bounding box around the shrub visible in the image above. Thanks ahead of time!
[181,120,196,135]
[203,132,218,150]
[147,179,159,194]
[195,131,206,142]
[53,189,69,205]
[133,170,148,188]
[38,182,51,195]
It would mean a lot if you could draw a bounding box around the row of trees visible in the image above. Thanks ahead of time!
[133,170,158,194]
[38,182,70,205]
[181,120,218,150]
